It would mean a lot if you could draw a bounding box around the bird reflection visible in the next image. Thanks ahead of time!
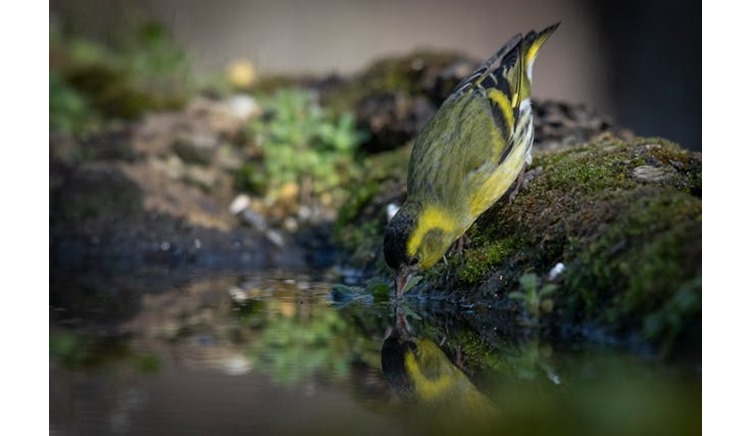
[380,305,496,419]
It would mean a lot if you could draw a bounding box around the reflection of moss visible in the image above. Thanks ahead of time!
[133,352,162,374]
[509,274,558,320]
[50,331,153,371]
[50,332,92,366]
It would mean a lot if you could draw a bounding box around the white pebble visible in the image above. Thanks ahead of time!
[226,94,260,121]
[265,229,285,247]
[223,355,253,376]
[548,262,566,280]
[228,286,248,303]
[229,194,251,215]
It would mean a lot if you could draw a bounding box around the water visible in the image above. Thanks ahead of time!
[50,270,700,436]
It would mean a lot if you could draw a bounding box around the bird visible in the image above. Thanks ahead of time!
[383,24,559,297]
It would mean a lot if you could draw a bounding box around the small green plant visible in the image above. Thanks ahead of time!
[50,72,99,134]
[509,273,558,319]
[241,89,367,204]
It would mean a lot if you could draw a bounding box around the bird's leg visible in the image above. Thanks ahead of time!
[508,165,543,204]
[507,164,528,204]
[454,233,470,255]
[454,345,466,371]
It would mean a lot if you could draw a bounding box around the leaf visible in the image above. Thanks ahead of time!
[519,273,539,292]
[366,277,392,299]
[403,274,423,294]
[538,284,558,297]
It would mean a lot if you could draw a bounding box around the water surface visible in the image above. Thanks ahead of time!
[50,270,700,436]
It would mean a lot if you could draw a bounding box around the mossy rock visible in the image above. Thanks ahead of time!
[337,135,701,358]
[65,63,187,120]
[323,50,474,111]
[321,51,476,153]
[334,146,411,268]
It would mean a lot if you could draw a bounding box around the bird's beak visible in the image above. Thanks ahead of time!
[395,269,412,298]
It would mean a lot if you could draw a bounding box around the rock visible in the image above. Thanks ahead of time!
[215,144,245,171]
[320,50,474,152]
[533,101,626,152]
[172,132,219,166]
[49,133,80,164]
[183,165,218,189]
[225,94,261,121]
[357,92,435,152]
[229,194,251,215]
[228,286,249,303]
[265,229,285,248]
[240,208,268,231]
[632,164,678,183]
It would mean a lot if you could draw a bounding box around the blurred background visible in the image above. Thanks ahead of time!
[50,0,700,150]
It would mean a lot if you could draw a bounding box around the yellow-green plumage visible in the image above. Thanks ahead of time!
[384,24,559,294]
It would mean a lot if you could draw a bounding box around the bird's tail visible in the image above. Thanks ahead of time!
[521,22,560,82]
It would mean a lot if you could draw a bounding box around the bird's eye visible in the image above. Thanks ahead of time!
[408,256,420,266]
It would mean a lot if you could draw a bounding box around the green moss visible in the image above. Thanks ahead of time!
[525,137,654,198]
[457,238,519,284]
[643,276,701,355]
[565,189,701,325]
[639,137,695,167]
[66,63,186,119]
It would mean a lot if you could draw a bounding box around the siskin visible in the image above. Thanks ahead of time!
[384,24,559,297]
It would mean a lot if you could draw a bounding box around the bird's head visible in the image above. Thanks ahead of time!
[384,202,456,296]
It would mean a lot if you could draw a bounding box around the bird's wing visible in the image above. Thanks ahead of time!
[408,26,558,208]
[449,33,522,99]
[453,24,559,165]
